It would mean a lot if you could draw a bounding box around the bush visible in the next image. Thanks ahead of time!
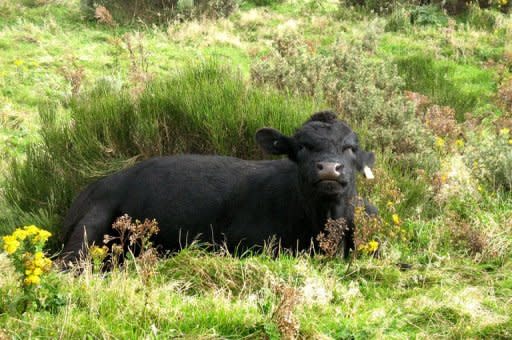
[3,62,316,243]
[251,32,438,173]
[244,0,285,6]
[81,0,238,23]
[464,128,512,191]
[465,3,498,31]
[409,4,449,26]
[385,7,412,32]
[342,0,406,14]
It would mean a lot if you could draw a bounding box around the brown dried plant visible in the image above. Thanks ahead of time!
[103,214,160,274]
[95,5,115,26]
[60,57,85,96]
[123,33,153,98]
[273,284,301,340]
[316,218,347,258]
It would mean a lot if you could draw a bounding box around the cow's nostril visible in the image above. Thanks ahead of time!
[335,164,342,171]
[317,163,324,170]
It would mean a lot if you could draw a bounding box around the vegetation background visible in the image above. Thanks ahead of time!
[0,0,511,338]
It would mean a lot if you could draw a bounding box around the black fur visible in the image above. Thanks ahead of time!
[62,111,376,261]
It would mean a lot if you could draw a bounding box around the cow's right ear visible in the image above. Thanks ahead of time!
[256,128,297,159]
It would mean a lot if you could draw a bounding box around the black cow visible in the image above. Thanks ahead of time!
[62,111,376,262]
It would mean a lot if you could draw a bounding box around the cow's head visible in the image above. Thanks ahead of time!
[256,111,375,198]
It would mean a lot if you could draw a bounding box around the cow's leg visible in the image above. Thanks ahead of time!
[343,222,355,259]
[62,205,113,264]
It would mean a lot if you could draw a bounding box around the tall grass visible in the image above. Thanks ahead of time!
[395,53,495,119]
[2,61,318,240]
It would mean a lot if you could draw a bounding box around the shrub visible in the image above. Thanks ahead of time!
[3,62,316,244]
[342,0,405,14]
[464,128,512,191]
[244,0,285,6]
[465,3,498,31]
[81,0,238,23]
[251,32,438,173]
[385,7,412,32]
[409,4,449,26]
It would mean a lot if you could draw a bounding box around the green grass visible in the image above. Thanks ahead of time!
[1,251,511,338]
[0,0,511,338]
[394,53,496,118]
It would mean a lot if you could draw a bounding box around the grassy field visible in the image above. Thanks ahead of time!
[1,0,512,338]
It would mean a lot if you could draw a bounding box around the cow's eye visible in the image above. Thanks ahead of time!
[343,145,357,153]
[301,143,315,151]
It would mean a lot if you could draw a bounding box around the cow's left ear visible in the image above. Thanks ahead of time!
[356,150,376,180]
[256,128,298,160]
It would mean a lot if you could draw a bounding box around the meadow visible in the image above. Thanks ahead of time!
[0,0,511,338]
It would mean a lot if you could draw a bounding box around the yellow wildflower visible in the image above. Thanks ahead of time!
[2,235,20,254]
[90,245,108,260]
[12,228,28,241]
[13,59,24,67]
[500,128,510,136]
[455,139,464,149]
[367,240,379,253]
[24,225,40,236]
[392,214,401,225]
[509,139,512,145]
[435,137,445,149]
[26,267,43,276]
[386,201,394,208]
[33,229,52,243]
[24,274,41,286]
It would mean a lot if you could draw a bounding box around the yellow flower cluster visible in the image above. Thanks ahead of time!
[90,245,108,260]
[2,225,52,253]
[392,214,401,226]
[23,252,52,286]
[358,240,379,254]
[435,136,445,149]
[2,235,20,254]
[455,139,464,149]
[2,225,53,286]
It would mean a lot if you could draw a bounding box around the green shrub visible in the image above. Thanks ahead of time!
[342,0,404,14]
[385,7,412,32]
[464,128,512,191]
[244,0,285,6]
[465,3,498,31]
[410,4,448,26]
[81,0,238,23]
[3,62,316,241]
[251,32,438,173]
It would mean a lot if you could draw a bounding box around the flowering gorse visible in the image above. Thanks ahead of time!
[2,225,53,287]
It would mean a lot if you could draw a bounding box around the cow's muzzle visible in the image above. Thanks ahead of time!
[316,162,342,181]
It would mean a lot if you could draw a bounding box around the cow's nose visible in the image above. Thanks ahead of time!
[316,162,342,180]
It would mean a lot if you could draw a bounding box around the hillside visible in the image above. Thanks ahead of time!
[0,0,511,338]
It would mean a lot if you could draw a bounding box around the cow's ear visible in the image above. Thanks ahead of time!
[256,128,297,158]
[356,150,376,179]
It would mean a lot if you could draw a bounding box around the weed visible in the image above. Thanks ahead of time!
[498,77,512,114]
[94,5,115,26]
[316,218,347,258]
[465,128,512,191]
[272,284,301,340]
[0,225,57,312]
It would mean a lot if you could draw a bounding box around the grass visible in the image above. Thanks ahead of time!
[0,0,511,338]
[1,251,510,338]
